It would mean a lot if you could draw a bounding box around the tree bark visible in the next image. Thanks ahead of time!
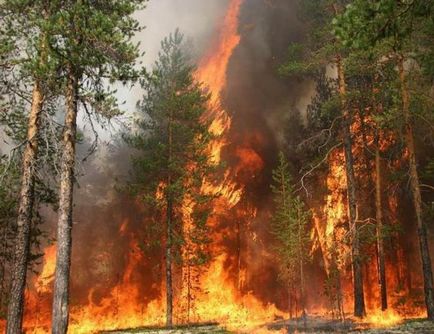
[375,135,388,311]
[166,112,174,328]
[236,219,242,291]
[336,55,366,318]
[6,81,44,334]
[398,57,434,319]
[298,208,306,325]
[166,198,173,327]
[331,230,345,321]
[288,283,293,320]
[52,65,78,334]
[373,77,388,311]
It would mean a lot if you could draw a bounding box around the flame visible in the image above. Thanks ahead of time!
[192,255,282,331]
[362,309,403,328]
[196,0,242,105]
[312,148,348,275]
[35,244,56,294]
[196,0,243,168]
[196,0,245,210]
[63,239,165,333]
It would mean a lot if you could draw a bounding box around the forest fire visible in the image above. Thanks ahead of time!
[2,0,433,333]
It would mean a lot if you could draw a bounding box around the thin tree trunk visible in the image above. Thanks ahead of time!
[187,255,191,324]
[331,230,345,322]
[298,208,306,326]
[398,56,434,319]
[336,269,345,322]
[236,219,241,290]
[185,220,192,324]
[166,113,174,328]
[52,65,78,334]
[288,283,292,321]
[166,199,173,327]
[336,55,366,318]
[373,77,388,311]
[375,134,388,311]
[6,81,44,334]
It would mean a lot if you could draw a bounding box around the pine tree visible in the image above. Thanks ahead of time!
[1,2,62,332]
[271,152,310,320]
[42,1,148,332]
[126,30,215,327]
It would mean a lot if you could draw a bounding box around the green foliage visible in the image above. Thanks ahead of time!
[270,152,310,285]
[333,0,433,50]
[279,43,319,77]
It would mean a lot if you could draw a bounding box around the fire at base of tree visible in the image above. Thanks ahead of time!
[1,0,434,333]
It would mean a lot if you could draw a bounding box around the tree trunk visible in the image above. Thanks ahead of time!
[6,81,44,334]
[336,268,345,321]
[336,55,366,318]
[288,283,292,321]
[299,249,307,327]
[236,219,242,290]
[298,208,306,325]
[331,230,345,321]
[166,112,174,328]
[52,66,78,334]
[375,134,388,311]
[372,77,388,311]
[186,254,191,324]
[398,57,434,319]
[166,198,173,327]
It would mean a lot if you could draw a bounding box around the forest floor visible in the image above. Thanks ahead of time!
[99,318,434,334]
[266,317,434,333]
[100,322,229,334]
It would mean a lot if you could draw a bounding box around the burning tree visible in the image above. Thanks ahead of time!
[126,30,216,327]
[279,0,367,317]
[270,152,310,320]
[334,0,434,319]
